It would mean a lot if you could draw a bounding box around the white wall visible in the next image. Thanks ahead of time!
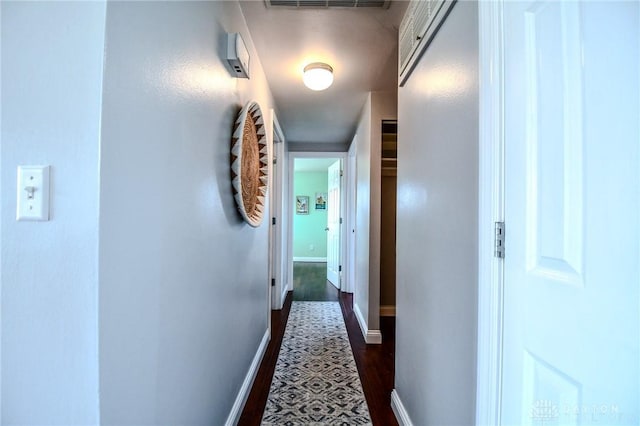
[353,91,397,338]
[1,2,106,423]
[394,2,479,425]
[346,139,358,295]
[354,94,372,331]
[98,1,276,424]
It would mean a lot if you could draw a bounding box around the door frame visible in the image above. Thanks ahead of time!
[287,151,348,295]
[345,138,357,294]
[269,109,288,311]
[326,159,342,288]
[476,1,506,425]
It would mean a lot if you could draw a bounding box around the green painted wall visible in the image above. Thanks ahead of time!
[293,171,328,258]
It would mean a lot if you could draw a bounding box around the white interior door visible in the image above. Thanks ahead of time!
[501,2,639,425]
[269,139,280,309]
[327,160,341,288]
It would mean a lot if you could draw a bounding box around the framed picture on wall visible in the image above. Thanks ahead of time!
[296,195,309,214]
[315,192,327,210]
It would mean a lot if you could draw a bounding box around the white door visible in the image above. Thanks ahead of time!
[269,139,281,309]
[501,2,639,425]
[327,160,341,288]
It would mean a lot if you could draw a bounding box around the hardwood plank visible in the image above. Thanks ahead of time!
[237,292,293,426]
[339,292,398,426]
[238,290,397,426]
[292,262,339,301]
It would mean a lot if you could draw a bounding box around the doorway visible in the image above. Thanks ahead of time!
[477,2,640,424]
[287,153,347,301]
[380,120,397,317]
[269,110,287,311]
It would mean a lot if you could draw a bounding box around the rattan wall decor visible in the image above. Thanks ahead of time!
[231,101,269,227]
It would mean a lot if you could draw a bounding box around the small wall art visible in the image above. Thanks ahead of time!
[315,192,327,210]
[296,195,309,215]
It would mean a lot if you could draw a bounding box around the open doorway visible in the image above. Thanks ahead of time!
[380,120,397,317]
[288,153,347,301]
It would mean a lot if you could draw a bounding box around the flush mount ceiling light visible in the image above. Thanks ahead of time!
[303,62,334,91]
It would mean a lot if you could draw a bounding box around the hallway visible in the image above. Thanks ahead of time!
[238,290,396,425]
[2,1,638,424]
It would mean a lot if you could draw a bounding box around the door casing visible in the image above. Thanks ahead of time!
[287,151,348,296]
[476,1,506,425]
[269,110,287,311]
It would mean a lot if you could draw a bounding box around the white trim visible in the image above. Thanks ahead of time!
[353,303,382,344]
[366,330,382,344]
[224,329,270,426]
[339,157,348,293]
[287,152,348,295]
[292,257,327,263]
[391,389,414,426]
[281,287,289,309]
[272,109,284,143]
[476,1,505,425]
[345,139,357,294]
[380,305,396,317]
[353,303,368,339]
[270,109,287,311]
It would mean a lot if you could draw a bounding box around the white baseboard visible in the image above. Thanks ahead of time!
[353,303,368,339]
[380,305,396,317]
[281,287,288,309]
[225,329,270,426]
[391,389,414,426]
[354,303,382,344]
[293,257,327,262]
[367,329,382,344]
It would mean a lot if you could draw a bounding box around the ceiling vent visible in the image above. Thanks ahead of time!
[265,0,391,9]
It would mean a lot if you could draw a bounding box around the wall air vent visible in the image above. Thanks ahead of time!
[398,0,456,86]
[266,0,390,8]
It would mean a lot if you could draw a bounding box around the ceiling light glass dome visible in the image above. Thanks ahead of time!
[303,62,334,91]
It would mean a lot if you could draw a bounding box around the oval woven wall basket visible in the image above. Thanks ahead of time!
[231,101,268,227]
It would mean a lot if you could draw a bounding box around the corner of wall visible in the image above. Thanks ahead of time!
[391,390,414,426]
[353,303,382,345]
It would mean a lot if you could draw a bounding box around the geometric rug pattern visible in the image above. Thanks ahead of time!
[261,302,372,425]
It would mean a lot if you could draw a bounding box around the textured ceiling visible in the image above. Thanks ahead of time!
[240,0,407,147]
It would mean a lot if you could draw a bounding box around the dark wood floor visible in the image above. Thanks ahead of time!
[339,292,398,426]
[237,292,293,425]
[237,289,397,426]
[292,261,339,301]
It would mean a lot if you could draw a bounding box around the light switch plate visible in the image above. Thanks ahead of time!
[17,165,50,221]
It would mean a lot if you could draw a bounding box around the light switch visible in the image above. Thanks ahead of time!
[17,165,50,221]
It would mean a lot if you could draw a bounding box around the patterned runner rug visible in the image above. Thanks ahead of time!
[261,302,372,425]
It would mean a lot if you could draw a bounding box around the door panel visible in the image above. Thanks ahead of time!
[327,160,341,287]
[523,1,584,286]
[502,2,639,425]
